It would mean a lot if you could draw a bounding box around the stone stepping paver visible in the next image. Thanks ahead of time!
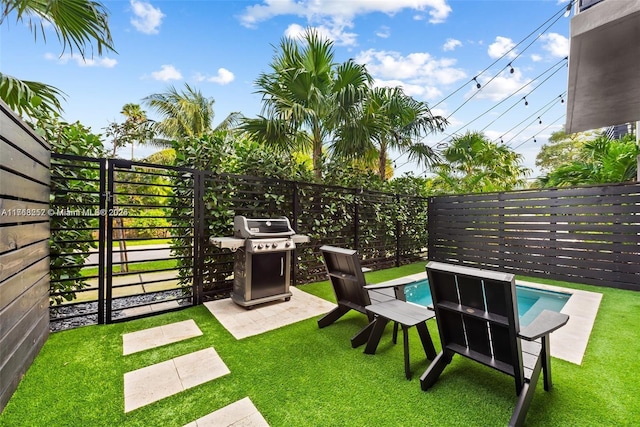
[124,347,230,412]
[123,319,203,355]
[204,286,335,340]
[184,397,269,427]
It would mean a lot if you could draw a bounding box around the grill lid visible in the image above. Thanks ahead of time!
[233,215,295,238]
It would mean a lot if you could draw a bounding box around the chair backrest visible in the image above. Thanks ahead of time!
[426,261,525,392]
[320,245,370,313]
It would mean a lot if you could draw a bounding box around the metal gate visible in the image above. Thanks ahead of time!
[49,155,203,329]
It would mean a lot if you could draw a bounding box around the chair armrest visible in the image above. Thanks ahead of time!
[519,310,569,341]
[364,276,418,291]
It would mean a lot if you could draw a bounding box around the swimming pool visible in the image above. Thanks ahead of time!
[403,279,570,327]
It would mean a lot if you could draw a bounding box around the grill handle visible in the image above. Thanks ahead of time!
[280,257,284,276]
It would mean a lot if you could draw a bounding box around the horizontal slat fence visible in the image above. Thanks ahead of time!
[0,102,50,411]
[428,183,640,291]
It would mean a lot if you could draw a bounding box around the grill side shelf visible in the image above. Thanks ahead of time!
[209,237,245,251]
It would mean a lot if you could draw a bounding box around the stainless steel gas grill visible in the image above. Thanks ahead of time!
[210,216,309,308]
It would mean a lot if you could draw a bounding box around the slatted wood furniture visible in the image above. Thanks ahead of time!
[317,245,413,348]
[420,261,569,427]
[364,299,436,379]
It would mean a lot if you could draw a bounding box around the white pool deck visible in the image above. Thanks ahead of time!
[376,272,602,365]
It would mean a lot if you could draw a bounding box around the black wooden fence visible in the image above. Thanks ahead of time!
[427,183,640,291]
[0,102,50,411]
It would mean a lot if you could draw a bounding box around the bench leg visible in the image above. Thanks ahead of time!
[403,325,411,379]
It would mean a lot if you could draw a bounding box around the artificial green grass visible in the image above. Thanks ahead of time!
[81,259,178,277]
[2,263,639,426]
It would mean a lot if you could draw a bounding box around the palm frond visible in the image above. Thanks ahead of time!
[0,72,65,117]
[2,0,116,58]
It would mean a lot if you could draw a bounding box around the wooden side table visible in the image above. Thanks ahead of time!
[364,299,437,379]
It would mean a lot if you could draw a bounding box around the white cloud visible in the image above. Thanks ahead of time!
[470,69,531,102]
[355,49,465,102]
[541,33,569,58]
[372,78,442,100]
[239,0,453,46]
[150,64,182,81]
[488,36,517,59]
[530,54,542,62]
[284,23,358,46]
[356,49,466,86]
[207,68,235,85]
[45,52,117,68]
[443,38,461,51]
[130,0,165,35]
[376,26,391,39]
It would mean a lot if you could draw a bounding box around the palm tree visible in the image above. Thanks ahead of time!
[143,83,241,141]
[241,28,372,180]
[430,131,530,194]
[120,103,154,158]
[335,86,447,180]
[538,134,639,187]
[0,0,115,118]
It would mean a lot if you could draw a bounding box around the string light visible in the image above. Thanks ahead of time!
[508,62,515,74]
[538,116,542,124]
[533,136,537,143]
[523,96,529,107]
[472,77,481,89]
[564,1,573,18]
[560,95,565,103]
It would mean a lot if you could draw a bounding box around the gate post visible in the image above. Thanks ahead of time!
[97,158,107,324]
[193,170,204,305]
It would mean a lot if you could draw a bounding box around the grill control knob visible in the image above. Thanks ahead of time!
[285,242,291,248]
[257,244,263,250]
[272,243,278,248]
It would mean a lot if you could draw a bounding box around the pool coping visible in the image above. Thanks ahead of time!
[377,272,602,365]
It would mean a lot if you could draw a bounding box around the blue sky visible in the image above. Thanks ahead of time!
[1,0,573,178]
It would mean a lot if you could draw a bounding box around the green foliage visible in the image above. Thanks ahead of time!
[428,131,530,194]
[170,131,310,293]
[0,73,65,118]
[336,86,447,180]
[143,83,242,142]
[44,118,105,304]
[104,103,157,158]
[535,129,595,173]
[242,27,372,180]
[538,134,639,187]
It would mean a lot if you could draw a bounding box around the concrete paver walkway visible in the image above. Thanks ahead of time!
[124,347,230,412]
[123,319,202,355]
[184,398,269,427]
[204,286,335,340]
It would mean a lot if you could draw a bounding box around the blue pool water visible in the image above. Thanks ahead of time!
[404,279,570,327]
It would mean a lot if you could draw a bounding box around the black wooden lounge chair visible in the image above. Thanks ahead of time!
[421,261,569,427]
[317,245,412,347]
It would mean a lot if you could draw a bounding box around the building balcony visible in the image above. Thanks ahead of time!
[565,0,640,133]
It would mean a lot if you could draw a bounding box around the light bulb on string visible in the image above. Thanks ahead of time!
[564,2,572,18]
[538,117,542,124]
[472,77,481,89]
[508,63,514,74]
[523,96,529,107]
[560,95,565,104]
[533,136,537,143]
